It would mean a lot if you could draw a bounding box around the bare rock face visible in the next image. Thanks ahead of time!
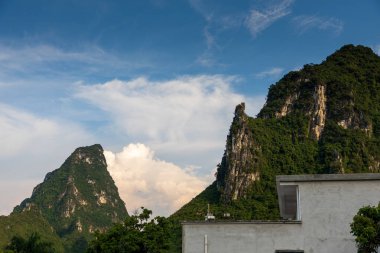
[309,84,327,140]
[266,80,372,140]
[216,103,261,203]
[369,157,380,172]
[336,110,373,136]
[275,93,299,118]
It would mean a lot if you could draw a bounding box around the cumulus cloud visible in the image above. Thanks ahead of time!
[0,104,94,214]
[245,0,294,38]
[292,15,344,35]
[75,75,266,170]
[255,67,284,79]
[105,143,210,216]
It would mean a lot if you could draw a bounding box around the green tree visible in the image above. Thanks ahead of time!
[86,207,171,253]
[350,204,380,253]
[4,232,55,253]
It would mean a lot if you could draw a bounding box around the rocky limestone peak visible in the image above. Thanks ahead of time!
[173,44,380,222]
[234,102,246,116]
[258,45,380,140]
[275,93,299,118]
[263,79,329,140]
[216,103,261,203]
[309,84,327,140]
[65,143,106,167]
[13,144,128,253]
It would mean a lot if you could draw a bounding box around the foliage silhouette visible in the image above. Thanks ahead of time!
[86,207,171,253]
[4,232,55,253]
[351,204,380,253]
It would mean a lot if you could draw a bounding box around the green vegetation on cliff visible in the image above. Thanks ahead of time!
[0,210,64,253]
[2,44,379,253]
[170,45,380,252]
[3,144,128,253]
[86,208,171,253]
[4,232,56,253]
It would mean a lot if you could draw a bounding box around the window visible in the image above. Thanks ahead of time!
[278,184,300,220]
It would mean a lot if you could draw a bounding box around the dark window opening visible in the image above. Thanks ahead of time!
[278,185,300,220]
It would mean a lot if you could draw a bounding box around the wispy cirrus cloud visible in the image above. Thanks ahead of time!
[188,0,245,67]
[292,15,344,35]
[244,0,294,38]
[0,43,151,82]
[190,0,294,65]
[255,67,284,79]
[196,52,217,67]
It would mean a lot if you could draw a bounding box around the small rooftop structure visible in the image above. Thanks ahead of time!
[205,204,215,221]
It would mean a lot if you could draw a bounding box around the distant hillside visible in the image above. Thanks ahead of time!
[172,44,380,225]
[0,209,64,252]
[2,144,128,253]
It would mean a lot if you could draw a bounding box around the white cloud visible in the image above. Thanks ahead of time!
[373,44,380,56]
[190,0,293,64]
[0,43,151,82]
[0,104,92,158]
[244,0,294,38]
[0,179,39,215]
[255,67,284,79]
[75,75,265,171]
[196,52,217,67]
[105,143,211,216]
[292,15,344,35]
[204,25,216,50]
[0,104,94,214]
[188,0,210,20]
[188,0,245,66]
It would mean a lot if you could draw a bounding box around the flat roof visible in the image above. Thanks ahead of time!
[276,173,380,183]
[181,220,302,225]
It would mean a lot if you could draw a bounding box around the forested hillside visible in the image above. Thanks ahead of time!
[169,45,380,252]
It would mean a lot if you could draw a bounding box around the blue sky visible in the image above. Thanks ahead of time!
[0,0,379,216]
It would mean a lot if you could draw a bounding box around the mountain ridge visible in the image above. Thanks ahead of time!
[1,44,379,253]
[172,44,380,222]
[10,144,128,253]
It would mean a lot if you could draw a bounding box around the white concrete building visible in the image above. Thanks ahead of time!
[182,173,380,253]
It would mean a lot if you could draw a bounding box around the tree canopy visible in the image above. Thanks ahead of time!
[3,232,55,253]
[86,207,171,253]
[350,203,380,253]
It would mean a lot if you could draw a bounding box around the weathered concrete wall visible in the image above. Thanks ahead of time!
[299,180,380,253]
[182,222,303,253]
[182,179,380,253]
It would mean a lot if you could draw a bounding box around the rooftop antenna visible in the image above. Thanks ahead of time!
[205,204,215,221]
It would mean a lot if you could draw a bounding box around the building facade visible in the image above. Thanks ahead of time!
[182,174,380,253]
